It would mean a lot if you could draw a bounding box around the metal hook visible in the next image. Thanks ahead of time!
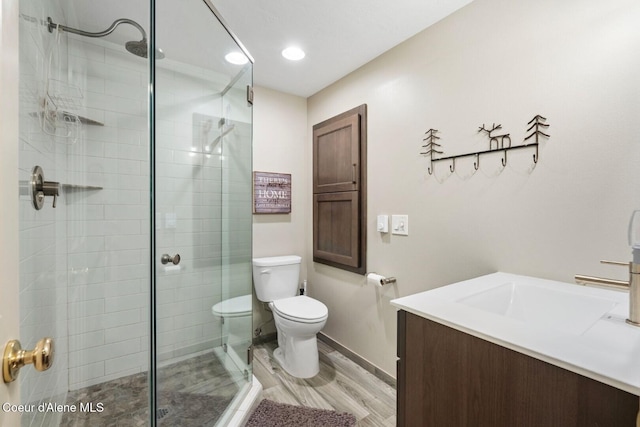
[473,154,479,171]
[501,150,507,167]
[449,158,455,173]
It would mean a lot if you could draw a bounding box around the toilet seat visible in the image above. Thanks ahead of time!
[211,294,252,318]
[272,295,328,323]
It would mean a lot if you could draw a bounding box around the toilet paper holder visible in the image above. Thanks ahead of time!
[379,276,397,285]
[366,272,397,286]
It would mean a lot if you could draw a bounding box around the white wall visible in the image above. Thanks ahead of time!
[306,0,640,376]
[252,86,308,335]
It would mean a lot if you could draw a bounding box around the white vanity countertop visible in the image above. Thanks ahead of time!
[390,272,640,396]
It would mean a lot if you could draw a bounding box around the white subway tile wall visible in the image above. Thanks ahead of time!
[61,35,151,390]
[65,34,251,386]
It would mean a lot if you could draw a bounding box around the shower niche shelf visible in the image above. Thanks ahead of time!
[61,184,103,191]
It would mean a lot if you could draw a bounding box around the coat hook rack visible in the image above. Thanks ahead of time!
[420,128,442,175]
[478,123,512,150]
[420,115,550,176]
[525,115,549,163]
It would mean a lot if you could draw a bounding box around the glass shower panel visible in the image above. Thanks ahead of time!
[18,0,152,425]
[153,0,252,424]
[221,64,254,383]
[16,0,251,424]
[17,2,71,425]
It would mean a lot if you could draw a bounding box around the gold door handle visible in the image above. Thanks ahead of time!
[3,337,54,383]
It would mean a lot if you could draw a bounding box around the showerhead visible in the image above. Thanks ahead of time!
[48,17,164,60]
[125,40,165,59]
[125,40,147,58]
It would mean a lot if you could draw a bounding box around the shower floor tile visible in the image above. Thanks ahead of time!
[60,351,240,426]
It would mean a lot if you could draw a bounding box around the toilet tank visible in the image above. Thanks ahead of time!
[252,255,301,302]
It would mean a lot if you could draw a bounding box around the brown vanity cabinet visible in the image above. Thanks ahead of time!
[397,310,639,427]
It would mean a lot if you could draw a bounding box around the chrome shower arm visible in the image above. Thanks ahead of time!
[47,17,147,42]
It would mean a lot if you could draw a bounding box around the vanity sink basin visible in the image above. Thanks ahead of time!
[456,282,617,335]
[390,272,640,395]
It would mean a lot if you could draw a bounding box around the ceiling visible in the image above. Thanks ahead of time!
[212,0,474,98]
[63,0,473,98]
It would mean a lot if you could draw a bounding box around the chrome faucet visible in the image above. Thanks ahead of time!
[575,260,639,326]
[575,211,640,326]
[575,260,629,289]
[630,261,640,326]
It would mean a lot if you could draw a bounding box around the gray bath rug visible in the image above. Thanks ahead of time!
[245,399,356,427]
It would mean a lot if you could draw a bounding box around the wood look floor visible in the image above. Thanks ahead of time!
[252,339,396,426]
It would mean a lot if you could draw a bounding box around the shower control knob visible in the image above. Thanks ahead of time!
[161,253,181,265]
[30,166,60,210]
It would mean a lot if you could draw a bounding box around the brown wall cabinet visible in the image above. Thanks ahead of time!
[312,105,366,274]
[397,310,639,427]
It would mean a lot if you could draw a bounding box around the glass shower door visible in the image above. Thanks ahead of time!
[17,0,152,425]
[220,62,253,382]
[153,0,253,424]
[13,0,252,424]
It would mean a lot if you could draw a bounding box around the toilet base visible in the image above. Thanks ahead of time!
[272,337,320,379]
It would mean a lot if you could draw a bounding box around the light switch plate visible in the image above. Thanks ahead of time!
[392,215,409,235]
[377,215,389,233]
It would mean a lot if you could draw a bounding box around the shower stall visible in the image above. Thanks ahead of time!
[13,0,255,425]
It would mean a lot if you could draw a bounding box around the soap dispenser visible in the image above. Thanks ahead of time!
[627,211,640,325]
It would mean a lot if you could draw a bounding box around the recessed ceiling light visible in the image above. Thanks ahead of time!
[282,46,305,61]
[225,51,249,65]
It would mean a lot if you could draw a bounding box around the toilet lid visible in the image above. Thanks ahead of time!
[212,294,252,318]
[272,296,328,323]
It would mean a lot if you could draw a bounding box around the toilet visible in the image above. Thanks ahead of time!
[212,294,252,368]
[252,255,328,378]
[211,294,252,319]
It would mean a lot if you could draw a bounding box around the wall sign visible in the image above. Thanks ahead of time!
[253,171,292,214]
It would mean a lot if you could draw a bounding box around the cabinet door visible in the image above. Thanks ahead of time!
[312,104,366,274]
[397,311,639,427]
[313,113,360,193]
[313,192,359,268]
